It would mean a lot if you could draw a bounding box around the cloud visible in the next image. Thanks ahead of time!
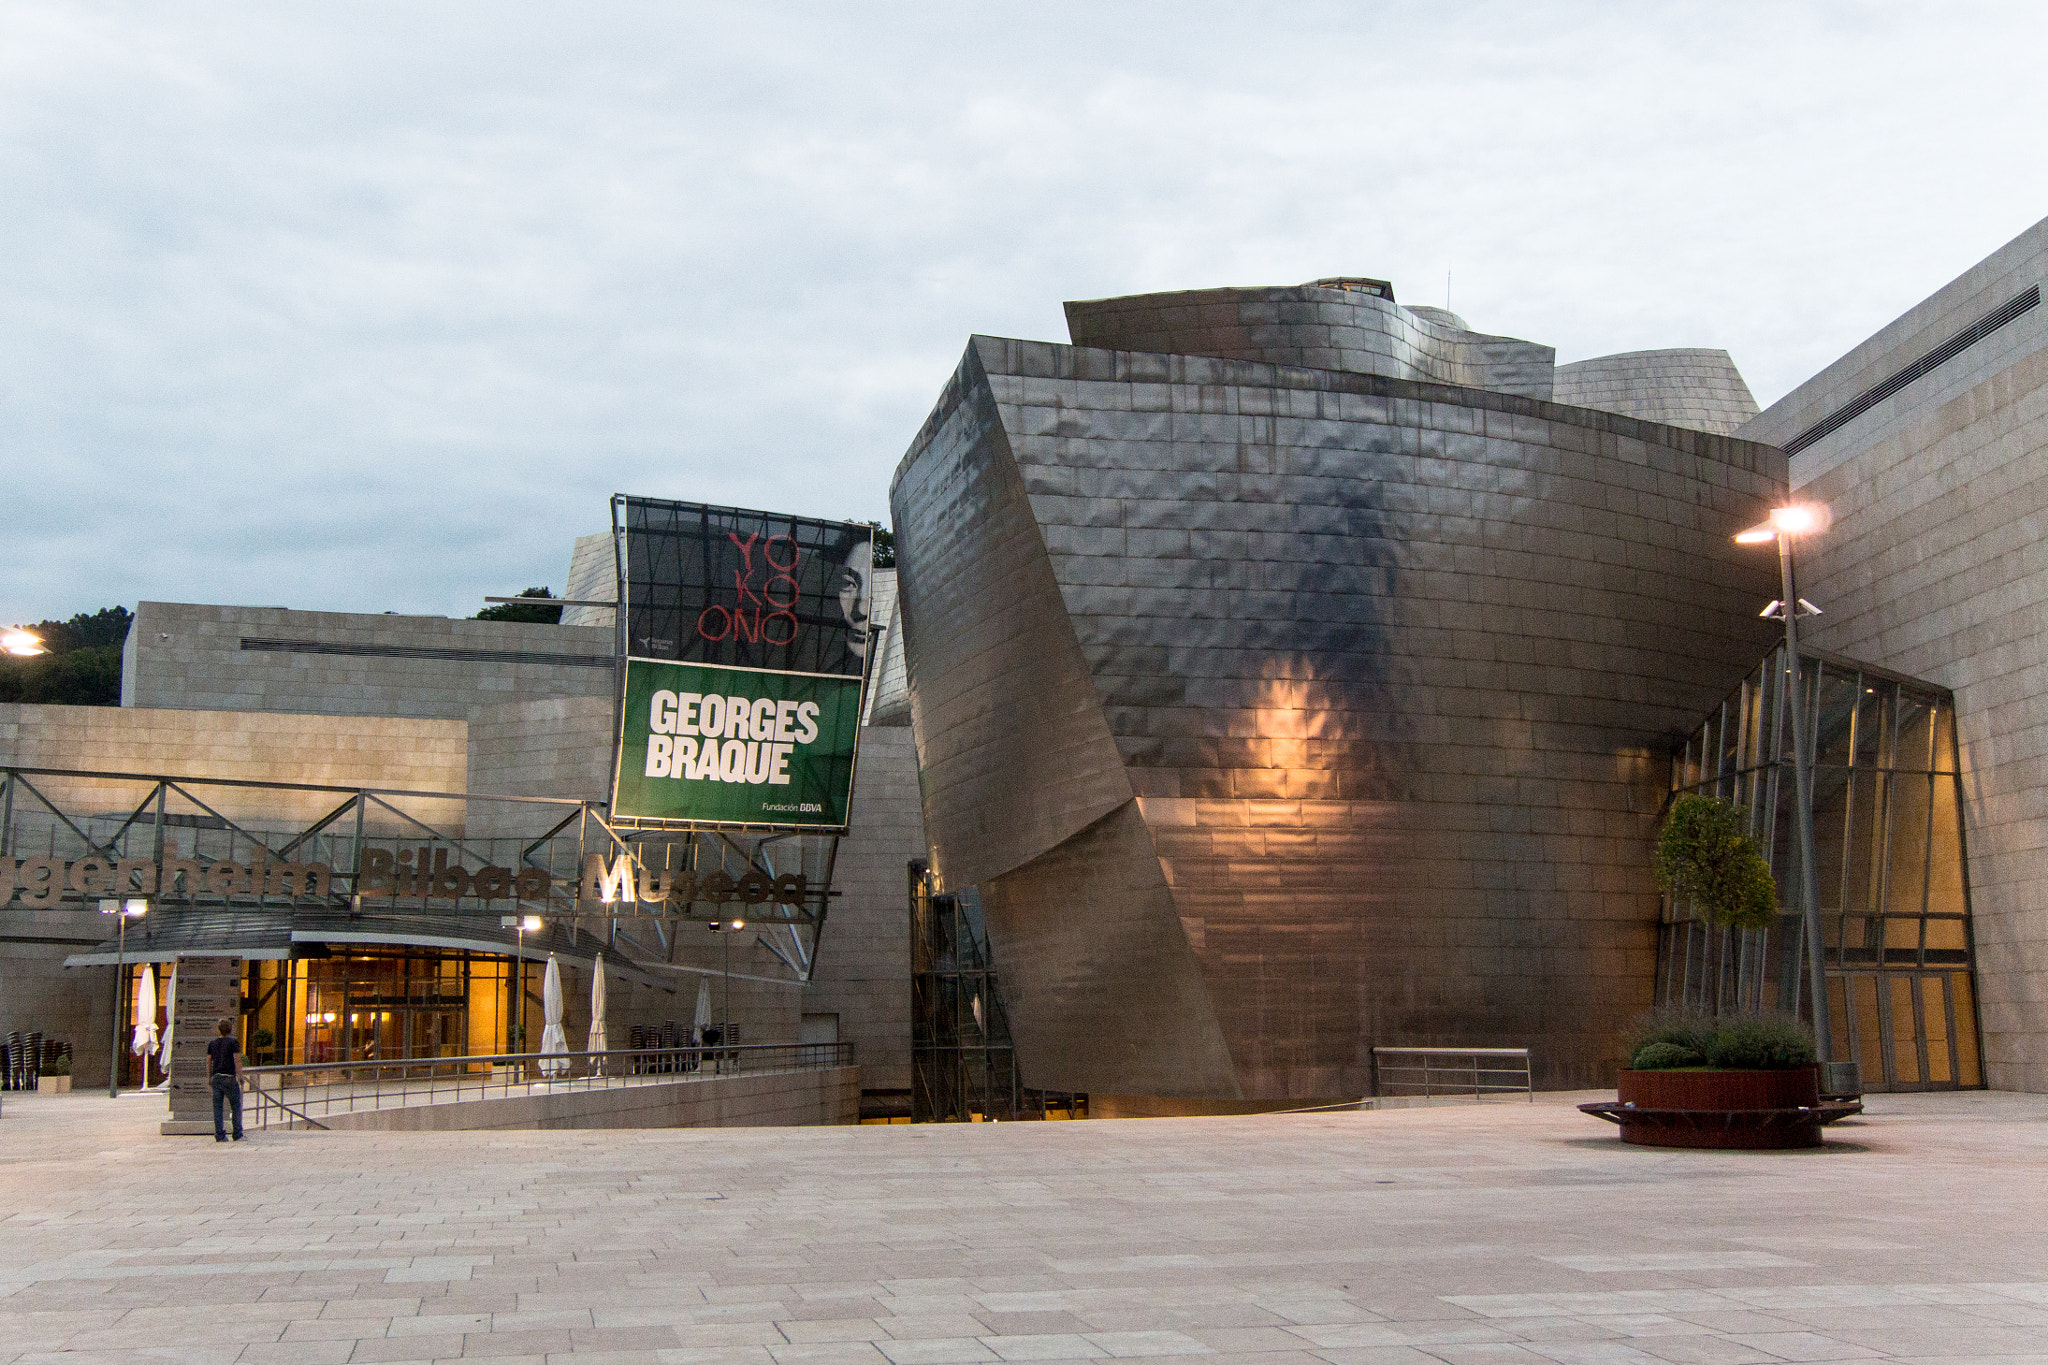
[4,1,2044,619]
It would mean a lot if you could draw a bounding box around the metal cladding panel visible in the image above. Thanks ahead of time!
[890,346,1237,1093]
[891,335,1787,1098]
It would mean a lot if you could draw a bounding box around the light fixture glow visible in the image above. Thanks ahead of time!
[520,914,543,931]
[1768,504,1825,535]
[123,898,148,917]
[729,919,746,930]
[1734,525,1777,544]
[1,627,47,657]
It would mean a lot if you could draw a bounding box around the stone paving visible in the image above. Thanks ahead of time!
[3,1089,2047,1365]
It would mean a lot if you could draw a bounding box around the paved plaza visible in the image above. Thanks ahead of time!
[3,1091,2047,1365]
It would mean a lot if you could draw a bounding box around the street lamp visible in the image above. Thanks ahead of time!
[707,918,746,1067]
[102,898,148,1097]
[1734,503,1845,1087]
[502,914,543,1061]
[3,626,48,657]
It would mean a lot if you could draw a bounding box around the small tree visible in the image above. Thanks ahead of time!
[476,587,563,624]
[1654,793,1779,933]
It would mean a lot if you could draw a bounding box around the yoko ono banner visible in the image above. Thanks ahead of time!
[611,659,864,827]
[615,496,878,680]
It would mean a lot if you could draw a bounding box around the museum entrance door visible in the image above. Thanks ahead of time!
[1831,970,1980,1091]
[246,948,513,1067]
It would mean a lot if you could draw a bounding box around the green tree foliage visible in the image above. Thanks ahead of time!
[848,520,895,568]
[474,587,562,623]
[0,606,131,706]
[1654,793,1780,932]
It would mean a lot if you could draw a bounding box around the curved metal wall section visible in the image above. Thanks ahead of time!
[1553,348,1761,435]
[890,336,1786,1099]
[1065,283,1557,400]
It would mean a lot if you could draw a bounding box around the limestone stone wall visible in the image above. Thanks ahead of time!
[123,603,614,720]
[0,702,467,828]
[1,703,467,1085]
[1745,215,2048,481]
[1553,349,1760,435]
[1788,344,2048,1092]
[1743,215,2048,1092]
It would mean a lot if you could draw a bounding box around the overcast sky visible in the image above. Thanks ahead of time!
[5,2,2045,622]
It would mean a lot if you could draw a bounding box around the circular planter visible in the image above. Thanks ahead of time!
[1618,1066,1817,1112]
[1580,1065,1858,1150]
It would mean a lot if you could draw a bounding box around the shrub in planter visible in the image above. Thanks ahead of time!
[1630,1040,1705,1070]
[1624,1007,1716,1069]
[39,1054,72,1077]
[1706,1014,1816,1070]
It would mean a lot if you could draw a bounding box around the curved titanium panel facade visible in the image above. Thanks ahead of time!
[1065,283,1557,400]
[890,336,1786,1099]
[1553,348,1761,436]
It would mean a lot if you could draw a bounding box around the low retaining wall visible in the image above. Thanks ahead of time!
[301,1066,860,1132]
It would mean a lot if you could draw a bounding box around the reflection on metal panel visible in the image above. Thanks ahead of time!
[892,335,1786,1099]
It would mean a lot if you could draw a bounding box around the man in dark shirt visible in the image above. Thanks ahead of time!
[207,1018,244,1142]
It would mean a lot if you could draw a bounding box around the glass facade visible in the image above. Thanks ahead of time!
[244,949,518,1066]
[1661,644,1981,1090]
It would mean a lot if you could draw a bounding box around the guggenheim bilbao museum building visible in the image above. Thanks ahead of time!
[4,216,2045,1113]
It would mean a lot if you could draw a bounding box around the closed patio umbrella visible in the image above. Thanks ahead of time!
[130,964,160,1084]
[692,977,713,1045]
[154,963,177,1089]
[537,953,570,1077]
[586,953,608,1072]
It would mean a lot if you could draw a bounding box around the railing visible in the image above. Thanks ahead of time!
[1371,1046,1533,1103]
[243,1041,854,1130]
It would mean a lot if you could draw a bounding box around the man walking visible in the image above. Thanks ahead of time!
[207,1017,244,1142]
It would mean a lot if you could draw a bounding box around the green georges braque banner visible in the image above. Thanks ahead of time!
[607,497,877,829]
[611,659,864,827]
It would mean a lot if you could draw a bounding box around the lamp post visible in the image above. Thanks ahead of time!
[103,898,147,1098]
[707,917,745,1068]
[1735,505,1834,1072]
[502,914,543,1063]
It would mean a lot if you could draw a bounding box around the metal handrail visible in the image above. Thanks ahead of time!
[1371,1046,1533,1103]
[243,1040,854,1129]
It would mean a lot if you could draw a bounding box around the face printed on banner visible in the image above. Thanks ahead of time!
[837,539,874,661]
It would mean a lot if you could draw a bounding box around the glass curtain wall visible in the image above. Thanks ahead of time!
[1661,645,1981,1091]
[241,949,516,1068]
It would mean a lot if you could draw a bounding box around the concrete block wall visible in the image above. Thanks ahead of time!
[1553,349,1761,435]
[124,603,614,720]
[310,1065,860,1130]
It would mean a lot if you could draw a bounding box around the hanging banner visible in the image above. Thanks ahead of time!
[611,659,863,827]
[608,497,877,829]
[614,497,877,679]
